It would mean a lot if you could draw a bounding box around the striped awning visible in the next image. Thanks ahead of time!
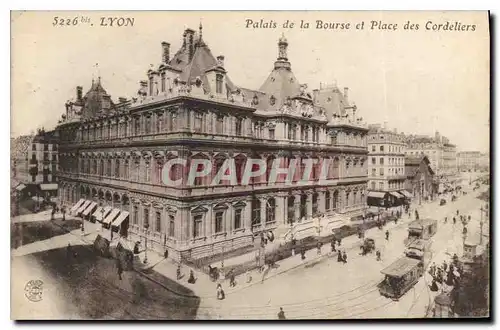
[112,211,129,227]
[82,201,98,216]
[103,208,121,225]
[389,192,404,199]
[93,206,112,222]
[77,200,91,214]
[71,199,85,213]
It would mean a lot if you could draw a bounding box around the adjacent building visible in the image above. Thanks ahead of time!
[457,151,481,172]
[11,129,59,199]
[56,27,369,262]
[366,124,407,208]
[405,131,458,192]
[404,155,436,204]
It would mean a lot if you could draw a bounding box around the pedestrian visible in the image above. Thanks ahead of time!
[376,250,381,261]
[229,269,236,287]
[444,217,447,224]
[246,270,252,283]
[429,278,439,292]
[117,260,123,280]
[164,249,169,259]
[337,238,342,246]
[337,250,343,263]
[176,264,182,280]
[415,210,420,220]
[188,269,196,284]
[278,307,286,320]
[61,206,66,221]
[317,242,322,256]
[468,215,471,222]
[456,209,459,216]
[453,217,456,225]
[66,243,72,259]
[385,230,390,241]
[442,261,448,273]
[300,247,306,261]
[330,239,336,252]
[342,251,348,264]
[216,283,225,300]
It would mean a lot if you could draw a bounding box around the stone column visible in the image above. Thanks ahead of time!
[318,191,326,214]
[205,205,213,239]
[294,194,301,222]
[275,195,285,225]
[259,197,267,226]
[226,204,233,235]
[306,193,313,219]
[244,199,252,231]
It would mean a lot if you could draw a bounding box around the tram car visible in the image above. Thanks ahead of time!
[404,239,432,269]
[406,218,438,242]
[377,256,425,300]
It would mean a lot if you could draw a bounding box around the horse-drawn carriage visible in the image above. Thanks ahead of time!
[360,238,376,255]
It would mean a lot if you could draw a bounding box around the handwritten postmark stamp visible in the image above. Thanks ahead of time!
[24,280,43,302]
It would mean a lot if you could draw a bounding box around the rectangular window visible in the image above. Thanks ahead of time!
[194,113,203,132]
[155,211,161,233]
[235,118,243,136]
[234,209,242,229]
[216,74,223,94]
[216,115,224,134]
[379,168,384,176]
[379,182,384,190]
[269,128,275,140]
[371,182,376,190]
[371,168,376,177]
[134,117,140,135]
[193,214,203,238]
[380,146,384,152]
[133,206,138,225]
[215,211,224,233]
[380,157,384,165]
[372,145,376,152]
[161,73,166,92]
[372,157,376,165]
[145,116,151,134]
[169,215,175,237]
[144,208,150,229]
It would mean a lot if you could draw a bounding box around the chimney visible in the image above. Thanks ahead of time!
[161,42,170,63]
[312,89,319,102]
[383,121,388,130]
[184,28,195,62]
[76,86,83,102]
[343,87,349,104]
[216,55,225,67]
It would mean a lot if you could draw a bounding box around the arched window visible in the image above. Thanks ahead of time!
[287,195,295,224]
[325,191,331,211]
[345,192,350,207]
[115,159,120,178]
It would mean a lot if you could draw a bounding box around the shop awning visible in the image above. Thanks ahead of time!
[400,190,413,199]
[40,183,58,191]
[77,200,91,214]
[82,201,98,217]
[93,206,112,222]
[71,199,85,213]
[389,192,403,199]
[15,184,26,191]
[112,211,129,227]
[368,191,386,199]
[103,208,121,225]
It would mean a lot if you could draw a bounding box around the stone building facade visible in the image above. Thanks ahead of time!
[56,27,369,261]
[404,155,435,204]
[366,124,407,207]
[405,131,458,192]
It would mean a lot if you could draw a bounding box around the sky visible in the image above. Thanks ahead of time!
[11,11,490,152]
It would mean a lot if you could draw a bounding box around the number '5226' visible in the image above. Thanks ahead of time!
[52,17,80,26]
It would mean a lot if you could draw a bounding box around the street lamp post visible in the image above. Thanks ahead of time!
[144,222,149,264]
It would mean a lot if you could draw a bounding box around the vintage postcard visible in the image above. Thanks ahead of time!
[10,11,490,320]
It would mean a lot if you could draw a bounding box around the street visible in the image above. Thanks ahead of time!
[196,181,488,319]
[10,175,488,320]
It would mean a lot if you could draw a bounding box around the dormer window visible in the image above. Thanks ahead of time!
[252,94,259,106]
[149,76,154,96]
[216,74,223,94]
[270,95,276,106]
[160,72,166,92]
